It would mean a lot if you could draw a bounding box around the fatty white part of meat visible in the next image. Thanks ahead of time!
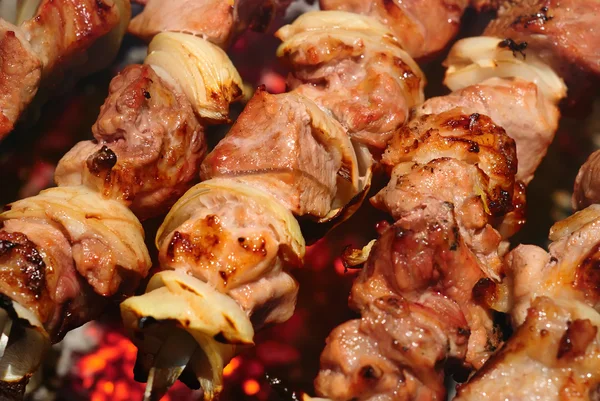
[120,270,254,398]
[444,36,567,103]
[144,32,246,123]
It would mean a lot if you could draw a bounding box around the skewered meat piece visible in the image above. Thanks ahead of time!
[129,0,278,47]
[484,0,600,89]
[201,88,360,218]
[318,0,469,60]
[454,297,600,401]
[0,0,130,140]
[0,30,244,398]
[120,10,425,399]
[315,105,519,399]
[573,150,600,210]
[313,0,600,397]
[54,64,205,220]
[276,11,425,150]
[419,77,559,184]
[0,20,41,136]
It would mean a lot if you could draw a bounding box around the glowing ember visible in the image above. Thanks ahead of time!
[243,379,261,396]
[223,356,242,377]
[70,328,199,401]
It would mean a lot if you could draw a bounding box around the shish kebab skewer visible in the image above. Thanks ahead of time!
[452,149,600,401]
[119,2,492,398]
[302,0,600,399]
[0,17,247,401]
[0,0,130,141]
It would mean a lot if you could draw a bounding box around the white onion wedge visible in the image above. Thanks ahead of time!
[120,270,254,399]
[145,32,246,123]
[444,36,567,103]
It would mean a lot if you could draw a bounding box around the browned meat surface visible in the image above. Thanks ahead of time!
[484,0,600,87]
[276,12,425,150]
[419,77,559,184]
[316,207,498,400]
[503,205,600,326]
[55,65,205,220]
[381,109,517,218]
[201,89,356,219]
[454,297,600,401]
[129,0,276,47]
[156,180,304,328]
[0,21,41,140]
[21,0,127,84]
[0,187,151,341]
[470,0,501,11]
[573,150,600,211]
[318,0,468,60]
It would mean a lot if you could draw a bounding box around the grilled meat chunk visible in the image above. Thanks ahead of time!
[573,150,600,211]
[484,0,600,87]
[276,11,425,150]
[318,0,468,60]
[455,297,600,401]
[55,65,205,220]
[0,21,41,139]
[419,77,559,184]
[0,187,151,340]
[129,0,276,47]
[201,89,358,219]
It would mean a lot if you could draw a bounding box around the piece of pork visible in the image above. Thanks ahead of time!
[55,64,205,220]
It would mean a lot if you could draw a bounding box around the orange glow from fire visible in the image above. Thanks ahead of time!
[243,379,260,396]
[223,356,241,377]
[74,328,194,401]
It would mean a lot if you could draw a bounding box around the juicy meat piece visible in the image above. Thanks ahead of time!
[229,271,298,330]
[419,77,559,184]
[276,13,425,150]
[201,89,354,218]
[316,319,444,401]
[0,187,151,341]
[573,150,600,210]
[505,205,600,326]
[55,65,205,220]
[484,0,600,86]
[372,159,507,280]
[129,0,276,48]
[0,21,41,140]
[316,208,501,400]
[319,0,468,60]
[21,0,127,83]
[156,180,303,328]
[455,297,600,401]
[382,109,517,217]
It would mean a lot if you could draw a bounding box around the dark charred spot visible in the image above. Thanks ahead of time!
[540,329,548,337]
[557,319,597,360]
[485,338,498,352]
[166,231,189,259]
[457,327,471,337]
[0,375,28,400]
[450,225,460,251]
[498,38,528,58]
[142,90,151,99]
[206,215,220,227]
[0,232,46,299]
[238,236,267,256]
[213,332,227,343]
[487,188,512,217]
[473,277,497,306]
[575,243,600,303]
[87,146,117,176]
[219,270,228,285]
[178,283,199,295]
[359,365,380,381]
